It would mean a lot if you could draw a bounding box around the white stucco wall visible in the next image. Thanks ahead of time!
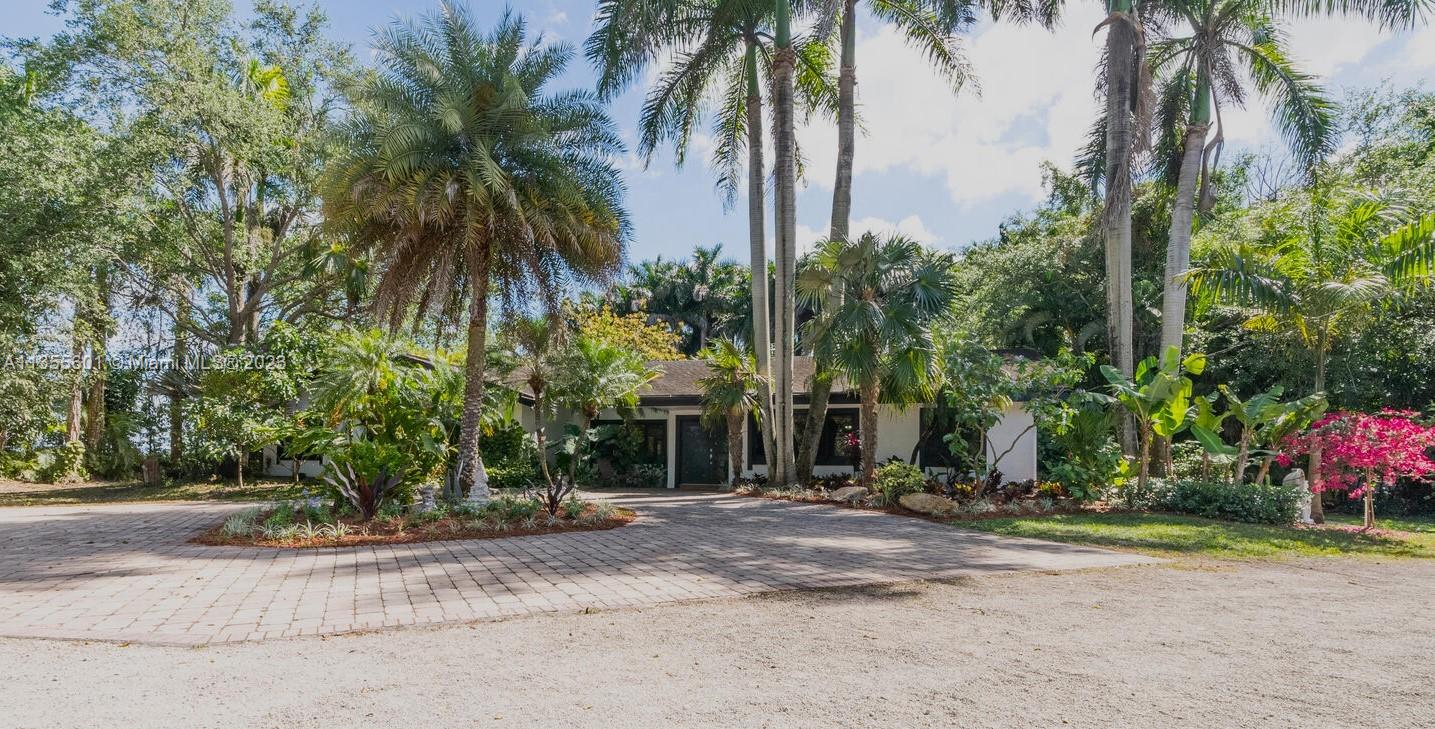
[984,404,1037,483]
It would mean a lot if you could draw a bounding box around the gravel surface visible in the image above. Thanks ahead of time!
[4,557,1431,729]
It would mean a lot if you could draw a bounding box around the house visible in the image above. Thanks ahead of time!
[517,356,1038,488]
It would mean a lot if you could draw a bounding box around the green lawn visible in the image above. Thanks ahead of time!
[957,512,1435,560]
[0,478,309,507]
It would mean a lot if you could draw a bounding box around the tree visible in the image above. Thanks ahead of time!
[1280,410,1435,528]
[553,337,660,484]
[698,339,764,486]
[797,233,958,484]
[38,0,357,348]
[1185,181,1435,519]
[1101,345,1207,495]
[586,0,836,478]
[326,4,630,504]
[567,302,683,360]
[501,316,566,488]
[1147,0,1338,356]
[798,0,1008,484]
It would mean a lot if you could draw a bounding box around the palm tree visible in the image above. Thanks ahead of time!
[797,232,959,484]
[698,339,765,486]
[586,0,835,483]
[325,5,630,503]
[1148,0,1337,356]
[501,315,566,488]
[1185,182,1435,520]
[553,336,661,484]
[798,0,1027,483]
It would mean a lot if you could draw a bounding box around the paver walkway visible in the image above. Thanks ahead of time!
[0,492,1154,645]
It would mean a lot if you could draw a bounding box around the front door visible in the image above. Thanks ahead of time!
[676,415,728,486]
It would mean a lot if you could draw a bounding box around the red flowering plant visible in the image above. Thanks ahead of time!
[1279,410,1435,528]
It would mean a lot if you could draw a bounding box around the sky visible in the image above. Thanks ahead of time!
[10,0,1435,266]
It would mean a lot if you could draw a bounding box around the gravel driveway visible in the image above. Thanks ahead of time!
[3,557,1431,728]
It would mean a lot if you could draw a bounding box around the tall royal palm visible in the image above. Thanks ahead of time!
[1185,183,1435,520]
[326,4,629,503]
[797,233,959,484]
[1151,0,1432,355]
[1148,0,1337,356]
[586,0,833,479]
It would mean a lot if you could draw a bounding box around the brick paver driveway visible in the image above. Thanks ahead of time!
[0,492,1154,645]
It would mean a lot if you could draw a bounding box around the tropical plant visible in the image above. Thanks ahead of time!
[698,339,765,487]
[1147,0,1340,355]
[501,316,566,489]
[1185,181,1435,518]
[326,4,629,503]
[1279,410,1435,528]
[553,336,660,484]
[798,233,959,484]
[1101,345,1208,494]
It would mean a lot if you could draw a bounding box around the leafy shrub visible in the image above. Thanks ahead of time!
[809,474,854,491]
[480,420,536,468]
[264,502,296,529]
[874,461,926,503]
[487,460,540,491]
[37,441,88,483]
[561,498,585,520]
[590,463,665,489]
[1160,479,1302,524]
[487,495,542,521]
[222,508,261,537]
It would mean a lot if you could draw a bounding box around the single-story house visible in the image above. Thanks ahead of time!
[264,355,1040,487]
[516,356,1038,488]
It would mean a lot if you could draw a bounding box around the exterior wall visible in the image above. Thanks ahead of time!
[514,400,1040,487]
[984,404,1037,483]
[261,445,325,478]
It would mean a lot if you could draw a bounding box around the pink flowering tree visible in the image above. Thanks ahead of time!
[1280,411,1435,528]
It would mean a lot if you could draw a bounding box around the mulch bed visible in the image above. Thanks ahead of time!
[192,506,637,549]
[731,488,1098,523]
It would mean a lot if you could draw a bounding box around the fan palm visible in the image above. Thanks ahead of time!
[1185,182,1435,519]
[698,339,766,486]
[325,4,630,503]
[586,0,837,483]
[1148,0,1338,356]
[553,336,661,483]
[797,232,959,484]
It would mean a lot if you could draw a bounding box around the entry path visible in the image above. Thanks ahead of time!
[0,492,1154,645]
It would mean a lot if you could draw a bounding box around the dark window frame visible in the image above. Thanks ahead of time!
[747,408,860,467]
[592,418,668,465]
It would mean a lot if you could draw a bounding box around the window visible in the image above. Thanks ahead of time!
[748,409,860,467]
[593,420,667,465]
[918,407,979,470]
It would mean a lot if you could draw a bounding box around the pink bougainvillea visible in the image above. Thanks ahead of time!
[1280,410,1435,498]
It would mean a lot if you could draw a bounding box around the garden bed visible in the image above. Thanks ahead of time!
[193,498,635,548]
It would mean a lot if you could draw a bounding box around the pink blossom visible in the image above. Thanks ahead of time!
[1280,411,1435,498]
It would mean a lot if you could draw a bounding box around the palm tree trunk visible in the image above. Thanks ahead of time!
[1234,430,1251,483]
[797,0,856,484]
[170,288,190,462]
[66,334,84,444]
[860,381,879,486]
[1159,72,1211,355]
[771,3,798,486]
[1255,455,1274,485]
[569,414,593,486]
[1308,329,1328,522]
[1102,0,1139,455]
[83,265,110,454]
[533,389,554,488]
[727,413,743,487]
[745,40,779,475]
[459,241,493,504]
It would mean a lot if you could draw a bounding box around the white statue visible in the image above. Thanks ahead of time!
[417,485,438,513]
[1284,468,1313,524]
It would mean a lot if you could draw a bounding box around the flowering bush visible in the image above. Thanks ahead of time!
[1280,410,1435,527]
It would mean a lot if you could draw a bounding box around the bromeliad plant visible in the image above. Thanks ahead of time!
[1279,410,1435,528]
[1102,345,1207,494]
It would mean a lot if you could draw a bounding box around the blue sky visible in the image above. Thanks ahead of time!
[11,1,1434,265]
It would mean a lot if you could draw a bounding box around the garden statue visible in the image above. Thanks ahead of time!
[418,486,438,513]
[1283,468,1313,524]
